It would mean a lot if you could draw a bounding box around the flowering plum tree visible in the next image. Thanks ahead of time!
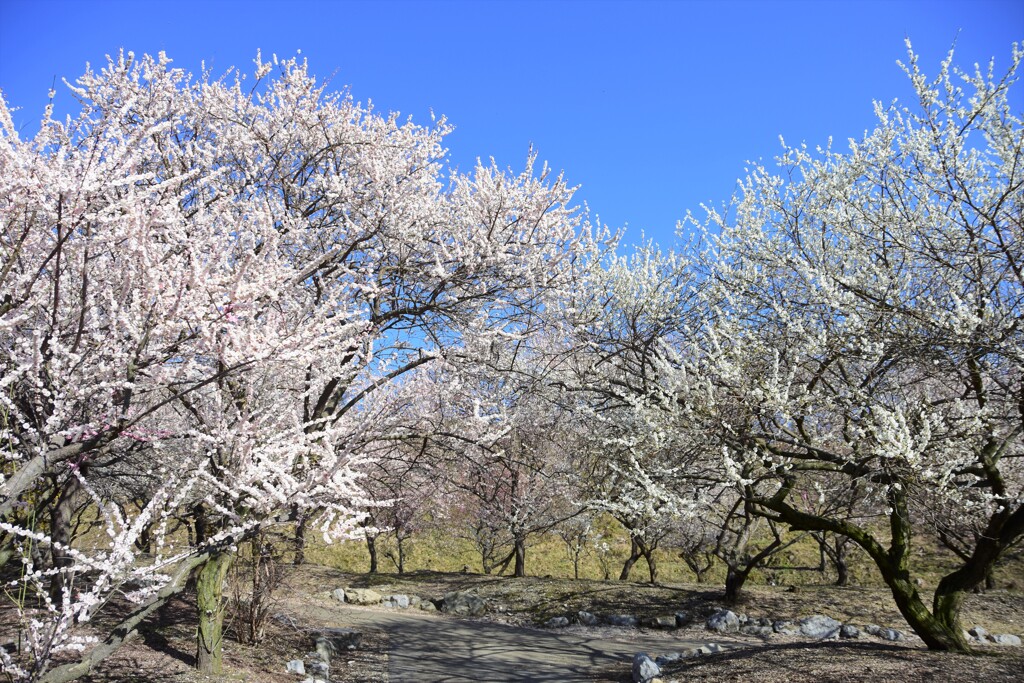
[673,42,1023,651]
[0,49,597,680]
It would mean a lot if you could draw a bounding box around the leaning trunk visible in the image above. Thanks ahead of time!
[619,538,641,581]
[195,550,235,674]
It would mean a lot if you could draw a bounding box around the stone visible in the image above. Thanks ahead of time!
[655,652,682,666]
[419,600,438,612]
[674,611,692,627]
[652,615,678,629]
[756,617,773,627]
[344,588,382,605]
[739,623,773,637]
[772,619,797,635]
[301,679,328,683]
[864,624,882,636]
[607,614,639,627]
[384,594,410,609]
[632,653,660,683]
[304,653,329,680]
[705,609,740,633]
[312,627,362,660]
[545,616,570,628]
[409,595,422,607]
[989,634,1022,646]
[331,588,346,602]
[442,590,486,616]
[577,611,599,626]
[695,643,723,655]
[286,659,305,675]
[840,624,860,639]
[799,615,841,639]
[879,628,904,641]
[968,625,989,641]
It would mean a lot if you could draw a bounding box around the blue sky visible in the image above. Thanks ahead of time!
[1,0,1020,249]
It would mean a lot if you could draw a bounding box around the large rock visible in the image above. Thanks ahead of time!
[674,611,692,627]
[607,614,639,627]
[577,611,599,626]
[286,659,305,675]
[344,588,382,605]
[989,633,1022,646]
[545,616,570,628]
[442,590,486,616]
[879,628,904,641]
[799,615,841,639]
[631,653,660,683]
[706,609,740,633]
[331,588,346,602]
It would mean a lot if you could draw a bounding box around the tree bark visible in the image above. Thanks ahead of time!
[834,542,850,587]
[395,535,406,575]
[195,549,235,674]
[48,476,81,605]
[619,538,641,581]
[293,513,307,566]
[513,536,526,578]
[723,566,749,603]
[644,552,658,584]
[365,534,378,574]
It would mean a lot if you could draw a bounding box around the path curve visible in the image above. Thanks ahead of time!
[334,605,736,682]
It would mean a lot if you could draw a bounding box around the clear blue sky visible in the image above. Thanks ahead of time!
[1,0,1020,249]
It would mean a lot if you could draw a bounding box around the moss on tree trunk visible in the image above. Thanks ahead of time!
[195,550,234,674]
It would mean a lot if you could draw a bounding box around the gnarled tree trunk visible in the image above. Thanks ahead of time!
[195,549,235,674]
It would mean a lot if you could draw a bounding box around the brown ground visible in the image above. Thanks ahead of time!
[5,563,1022,682]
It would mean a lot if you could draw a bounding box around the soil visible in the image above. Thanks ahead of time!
[7,562,1022,682]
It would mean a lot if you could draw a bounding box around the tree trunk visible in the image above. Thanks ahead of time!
[835,546,850,587]
[195,550,235,674]
[49,477,81,605]
[396,536,406,575]
[724,565,749,604]
[365,535,378,574]
[293,514,307,566]
[513,537,526,578]
[638,541,658,584]
[619,538,641,581]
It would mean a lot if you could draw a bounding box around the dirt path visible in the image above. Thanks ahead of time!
[321,605,735,682]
